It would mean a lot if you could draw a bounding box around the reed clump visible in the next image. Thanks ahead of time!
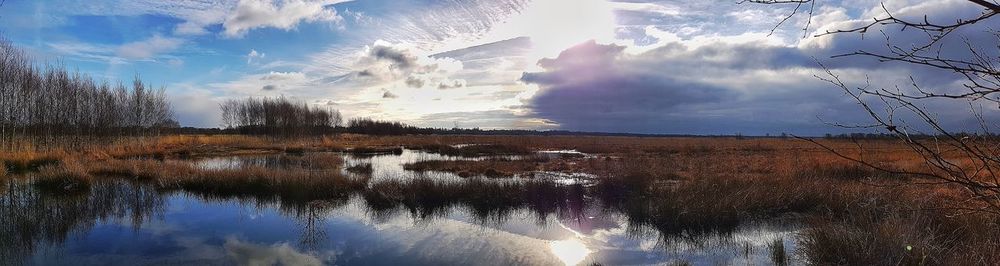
[348,146,403,155]
[29,153,360,204]
[403,157,549,178]
[362,177,579,223]
[408,143,533,157]
[32,159,92,193]
[1,150,67,173]
[295,153,344,170]
[86,159,194,180]
[166,166,367,203]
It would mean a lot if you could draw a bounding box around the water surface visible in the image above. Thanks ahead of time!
[2,150,802,265]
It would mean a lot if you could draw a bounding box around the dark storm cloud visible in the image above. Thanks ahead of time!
[521,40,845,135]
[522,42,735,115]
[521,1,997,136]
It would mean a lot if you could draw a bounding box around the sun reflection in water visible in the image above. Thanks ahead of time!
[549,238,592,266]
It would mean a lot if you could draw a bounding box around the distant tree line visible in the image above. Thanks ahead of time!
[220,97,342,135]
[822,132,1000,140]
[0,37,175,148]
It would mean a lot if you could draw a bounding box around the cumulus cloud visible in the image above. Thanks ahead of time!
[348,40,466,89]
[382,90,399,99]
[117,35,184,60]
[247,49,266,64]
[223,0,345,38]
[437,80,466,89]
[167,85,224,128]
[405,76,425,88]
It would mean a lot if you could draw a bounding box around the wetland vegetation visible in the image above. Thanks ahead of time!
[3,134,999,265]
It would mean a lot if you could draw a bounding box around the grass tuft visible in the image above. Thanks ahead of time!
[407,143,533,157]
[348,146,403,155]
[33,159,92,193]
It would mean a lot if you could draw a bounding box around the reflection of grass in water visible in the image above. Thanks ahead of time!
[346,163,373,175]
[18,153,801,254]
[13,140,996,264]
[769,239,787,266]
[361,177,588,225]
[0,178,166,266]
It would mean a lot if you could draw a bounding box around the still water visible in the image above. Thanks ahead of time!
[2,150,801,265]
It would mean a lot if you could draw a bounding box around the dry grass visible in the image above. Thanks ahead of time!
[1,149,67,173]
[406,143,533,157]
[33,159,91,193]
[28,152,360,204]
[5,134,999,263]
[403,157,552,177]
[347,146,403,155]
[362,177,577,222]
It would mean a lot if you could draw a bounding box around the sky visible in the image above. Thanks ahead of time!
[0,0,995,135]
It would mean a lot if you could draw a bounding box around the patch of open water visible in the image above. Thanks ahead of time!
[2,149,804,265]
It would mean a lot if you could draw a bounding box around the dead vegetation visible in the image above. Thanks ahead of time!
[406,143,533,157]
[3,134,999,264]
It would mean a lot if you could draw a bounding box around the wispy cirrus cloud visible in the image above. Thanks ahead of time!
[117,35,184,60]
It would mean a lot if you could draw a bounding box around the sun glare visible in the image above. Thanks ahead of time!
[491,0,617,61]
[549,238,592,266]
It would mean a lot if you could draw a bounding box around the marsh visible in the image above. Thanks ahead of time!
[3,148,800,265]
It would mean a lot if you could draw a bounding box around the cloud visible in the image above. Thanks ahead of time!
[167,58,185,67]
[346,40,465,89]
[262,84,279,91]
[117,35,184,60]
[382,90,398,99]
[224,238,323,266]
[610,2,681,17]
[522,41,743,134]
[223,0,345,38]
[247,49,266,64]
[167,85,224,128]
[515,0,999,135]
[413,110,556,130]
[437,80,466,89]
[260,71,305,81]
[404,76,425,88]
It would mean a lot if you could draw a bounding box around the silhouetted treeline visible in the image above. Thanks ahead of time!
[220,97,342,135]
[0,37,175,148]
[345,118,425,135]
[821,132,1000,140]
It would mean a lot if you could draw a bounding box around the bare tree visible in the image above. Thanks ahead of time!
[220,97,340,136]
[745,0,1000,213]
[0,37,175,149]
